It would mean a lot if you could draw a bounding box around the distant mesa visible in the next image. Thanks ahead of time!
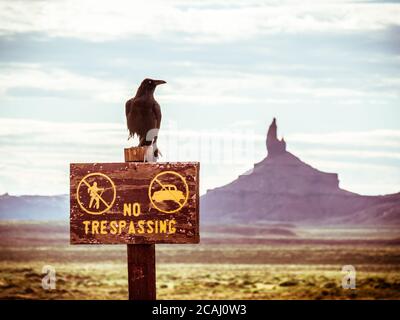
[201,118,400,225]
[0,194,68,220]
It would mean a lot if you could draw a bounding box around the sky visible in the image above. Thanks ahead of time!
[0,0,399,196]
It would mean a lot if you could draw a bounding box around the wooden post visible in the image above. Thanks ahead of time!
[125,146,156,300]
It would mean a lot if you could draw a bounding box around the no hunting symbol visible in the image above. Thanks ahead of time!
[76,173,116,215]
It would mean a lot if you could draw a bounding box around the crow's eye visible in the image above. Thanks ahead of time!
[148,80,152,84]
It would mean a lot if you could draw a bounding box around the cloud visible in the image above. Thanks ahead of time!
[0,63,129,103]
[0,0,399,43]
[161,69,400,107]
[288,130,400,148]
[1,55,398,111]
[0,117,399,196]
[291,148,400,160]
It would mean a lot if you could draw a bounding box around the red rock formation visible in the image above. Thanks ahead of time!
[201,118,400,225]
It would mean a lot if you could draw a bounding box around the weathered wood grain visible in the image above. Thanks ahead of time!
[127,243,156,300]
[124,146,148,162]
[70,161,200,244]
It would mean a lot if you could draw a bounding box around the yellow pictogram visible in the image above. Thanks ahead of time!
[148,171,189,214]
[76,173,116,215]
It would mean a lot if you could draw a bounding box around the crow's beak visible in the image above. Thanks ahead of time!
[154,80,166,85]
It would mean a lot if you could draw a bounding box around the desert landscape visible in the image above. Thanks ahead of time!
[0,221,399,300]
[1,0,399,305]
[1,119,399,300]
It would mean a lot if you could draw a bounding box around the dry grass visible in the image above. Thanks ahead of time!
[1,262,399,300]
[0,222,399,300]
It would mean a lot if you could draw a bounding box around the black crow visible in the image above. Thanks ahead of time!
[125,78,166,158]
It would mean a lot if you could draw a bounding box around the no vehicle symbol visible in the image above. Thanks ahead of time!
[148,171,189,214]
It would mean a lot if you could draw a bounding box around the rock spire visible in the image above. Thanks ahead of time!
[266,118,286,156]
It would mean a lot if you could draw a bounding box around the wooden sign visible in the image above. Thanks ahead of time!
[70,162,199,244]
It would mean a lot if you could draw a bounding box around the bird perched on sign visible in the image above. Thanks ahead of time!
[125,78,166,160]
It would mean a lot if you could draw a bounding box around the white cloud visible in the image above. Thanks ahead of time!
[288,130,400,148]
[0,117,399,196]
[291,148,400,160]
[0,0,399,43]
[0,63,129,103]
[162,70,400,106]
[301,158,398,172]
[1,63,398,109]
